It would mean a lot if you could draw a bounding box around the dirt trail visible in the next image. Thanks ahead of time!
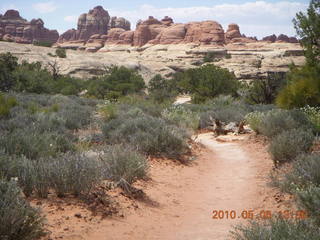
[72,133,273,240]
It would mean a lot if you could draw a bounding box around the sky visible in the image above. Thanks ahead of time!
[0,0,309,39]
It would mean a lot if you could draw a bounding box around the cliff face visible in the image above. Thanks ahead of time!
[0,10,59,44]
[55,6,298,52]
[0,41,305,83]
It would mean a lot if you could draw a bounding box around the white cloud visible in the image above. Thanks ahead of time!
[109,1,308,38]
[64,15,78,23]
[1,4,18,13]
[33,1,57,14]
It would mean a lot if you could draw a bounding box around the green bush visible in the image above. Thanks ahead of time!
[33,40,53,47]
[55,48,66,58]
[274,154,320,194]
[268,128,314,166]
[0,179,45,240]
[0,52,18,91]
[276,65,320,108]
[258,109,313,138]
[162,105,200,131]
[198,97,252,128]
[231,218,319,240]
[297,185,320,223]
[0,94,17,118]
[0,128,74,159]
[102,111,189,158]
[244,72,286,104]
[87,66,146,100]
[174,65,239,103]
[148,74,177,103]
[49,153,101,197]
[245,111,265,133]
[100,145,148,185]
[301,105,320,132]
[203,52,217,62]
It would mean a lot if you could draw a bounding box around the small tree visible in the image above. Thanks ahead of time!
[148,74,177,103]
[175,65,239,103]
[293,0,320,67]
[55,48,66,58]
[276,0,320,108]
[0,52,18,91]
[245,72,286,104]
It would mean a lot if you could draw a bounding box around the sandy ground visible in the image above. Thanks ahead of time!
[40,133,293,240]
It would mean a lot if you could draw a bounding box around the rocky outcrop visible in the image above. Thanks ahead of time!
[262,34,298,43]
[184,21,225,45]
[58,6,110,43]
[133,16,167,46]
[225,24,241,41]
[0,9,58,44]
[109,17,131,31]
[57,6,131,51]
[132,18,226,46]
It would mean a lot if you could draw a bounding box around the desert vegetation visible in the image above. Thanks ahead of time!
[0,1,319,239]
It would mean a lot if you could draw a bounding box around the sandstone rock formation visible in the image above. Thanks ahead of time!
[225,24,241,41]
[0,9,58,44]
[262,34,298,43]
[57,6,131,51]
[109,17,131,31]
[58,6,110,43]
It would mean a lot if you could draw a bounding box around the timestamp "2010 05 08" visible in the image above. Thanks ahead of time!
[212,209,308,220]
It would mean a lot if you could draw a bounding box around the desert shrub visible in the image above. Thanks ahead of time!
[274,154,320,194]
[258,109,314,138]
[87,66,146,100]
[118,95,166,117]
[198,98,251,128]
[13,61,54,94]
[245,111,265,133]
[100,145,148,185]
[102,112,188,158]
[301,105,320,132]
[98,101,118,121]
[244,72,287,104]
[0,94,17,118]
[33,40,53,47]
[231,218,319,240]
[148,74,177,103]
[292,154,320,188]
[268,128,314,166]
[297,185,320,223]
[203,52,217,62]
[49,153,101,197]
[276,65,320,108]
[174,65,239,103]
[0,128,74,159]
[0,179,45,240]
[162,105,200,131]
[55,48,66,58]
[0,52,18,91]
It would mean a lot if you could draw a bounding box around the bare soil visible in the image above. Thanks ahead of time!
[40,133,293,240]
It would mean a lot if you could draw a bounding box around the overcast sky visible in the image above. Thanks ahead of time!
[1,0,309,39]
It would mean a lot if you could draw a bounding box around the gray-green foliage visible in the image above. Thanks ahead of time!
[245,109,314,138]
[49,153,101,197]
[269,128,314,166]
[162,105,200,131]
[231,218,320,240]
[0,180,45,240]
[297,185,320,222]
[0,152,102,198]
[100,145,148,185]
[102,110,189,158]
